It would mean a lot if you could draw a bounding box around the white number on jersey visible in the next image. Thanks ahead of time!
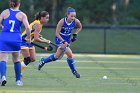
[9,20,15,32]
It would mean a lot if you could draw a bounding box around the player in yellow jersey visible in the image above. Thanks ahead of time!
[20,11,50,74]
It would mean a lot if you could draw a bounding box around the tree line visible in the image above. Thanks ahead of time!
[0,0,140,25]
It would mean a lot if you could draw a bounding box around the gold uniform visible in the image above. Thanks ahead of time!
[21,20,42,49]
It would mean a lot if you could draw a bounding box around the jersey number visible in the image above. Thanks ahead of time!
[9,20,15,32]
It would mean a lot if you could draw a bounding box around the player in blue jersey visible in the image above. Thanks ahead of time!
[0,0,31,86]
[38,7,82,78]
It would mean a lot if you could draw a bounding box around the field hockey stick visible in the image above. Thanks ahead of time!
[31,42,53,51]
[49,42,59,48]
[31,42,46,50]
[23,38,53,51]
[39,36,59,48]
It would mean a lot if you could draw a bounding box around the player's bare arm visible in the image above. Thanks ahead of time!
[55,19,69,46]
[33,24,50,44]
[75,19,82,34]
[55,19,64,41]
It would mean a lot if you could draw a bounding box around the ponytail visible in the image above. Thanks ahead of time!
[35,11,49,20]
[9,0,20,8]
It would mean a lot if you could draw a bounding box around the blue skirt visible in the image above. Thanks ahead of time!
[55,34,71,45]
[0,32,22,52]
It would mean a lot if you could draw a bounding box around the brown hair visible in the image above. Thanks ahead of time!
[35,11,49,20]
[9,0,20,8]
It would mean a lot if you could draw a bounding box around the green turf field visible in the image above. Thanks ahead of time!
[0,54,140,93]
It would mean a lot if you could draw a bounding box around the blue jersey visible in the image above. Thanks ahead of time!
[55,17,76,44]
[0,8,22,52]
[2,8,22,33]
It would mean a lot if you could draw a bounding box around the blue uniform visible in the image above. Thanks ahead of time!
[55,17,76,44]
[0,8,22,52]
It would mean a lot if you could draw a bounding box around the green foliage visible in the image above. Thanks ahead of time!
[0,0,9,11]
[1,0,140,25]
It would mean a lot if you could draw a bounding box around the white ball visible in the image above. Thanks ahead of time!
[102,76,108,80]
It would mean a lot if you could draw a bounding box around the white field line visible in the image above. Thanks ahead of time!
[0,90,72,93]
[7,65,140,70]
[36,53,140,59]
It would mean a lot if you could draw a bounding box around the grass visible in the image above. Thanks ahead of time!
[0,53,140,93]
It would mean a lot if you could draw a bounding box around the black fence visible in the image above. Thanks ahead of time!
[38,25,140,54]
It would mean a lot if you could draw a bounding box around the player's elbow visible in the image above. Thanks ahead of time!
[79,25,82,31]
[55,32,59,37]
[34,37,39,41]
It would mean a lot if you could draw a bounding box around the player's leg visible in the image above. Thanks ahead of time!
[12,52,23,86]
[29,47,36,62]
[20,48,31,72]
[0,52,8,86]
[38,44,66,70]
[20,42,34,72]
[66,48,80,78]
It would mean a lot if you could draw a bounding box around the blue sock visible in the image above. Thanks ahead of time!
[14,62,21,81]
[67,58,76,72]
[43,54,57,63]
[0,61,6,78]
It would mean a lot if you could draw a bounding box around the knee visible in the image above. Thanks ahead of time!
[67,54,73,59]
[23,57,31,65]
[30,58,36,62]
[59,44,67,51]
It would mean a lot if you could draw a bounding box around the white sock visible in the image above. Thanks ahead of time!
[21,61,27,67]
[2,76,6,81]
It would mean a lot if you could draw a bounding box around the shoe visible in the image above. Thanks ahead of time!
[38,58,45,70]
[1,76,7,86]
[73,71,80,78]
[16,80,23,86]
[1,80,7,86]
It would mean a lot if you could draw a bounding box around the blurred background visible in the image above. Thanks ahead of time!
[1,0,140,54]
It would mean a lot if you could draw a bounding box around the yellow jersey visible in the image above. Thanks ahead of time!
[22,20,42,42]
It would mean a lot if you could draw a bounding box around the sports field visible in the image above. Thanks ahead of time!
[0,53,140,93]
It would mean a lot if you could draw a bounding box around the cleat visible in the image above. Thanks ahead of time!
[1,80,7,86]
[1,76,7,86]
[38,57,45,70]
[73,71,80,78]
[16,80,23,86]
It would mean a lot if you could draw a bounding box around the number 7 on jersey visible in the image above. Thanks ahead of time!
[9,20,15,32]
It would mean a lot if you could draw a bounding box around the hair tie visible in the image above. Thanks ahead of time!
[67,9,76,13]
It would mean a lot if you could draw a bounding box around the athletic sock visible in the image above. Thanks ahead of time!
[14,62,21,81]
[24,57,31,66]
[43,54,57,63]
[67,58,76,72]
[0,61,6,79]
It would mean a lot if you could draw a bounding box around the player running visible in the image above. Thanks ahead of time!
[0,0,31,86]
[38,7,82,78]
[20,11,51,74]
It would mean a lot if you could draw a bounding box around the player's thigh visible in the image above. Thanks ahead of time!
[12,52,20,62]
[0,52,8,62]
[55,46,66,58]
[21,49,30,58]
[29,47,36,62]
[65,47,73,58]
